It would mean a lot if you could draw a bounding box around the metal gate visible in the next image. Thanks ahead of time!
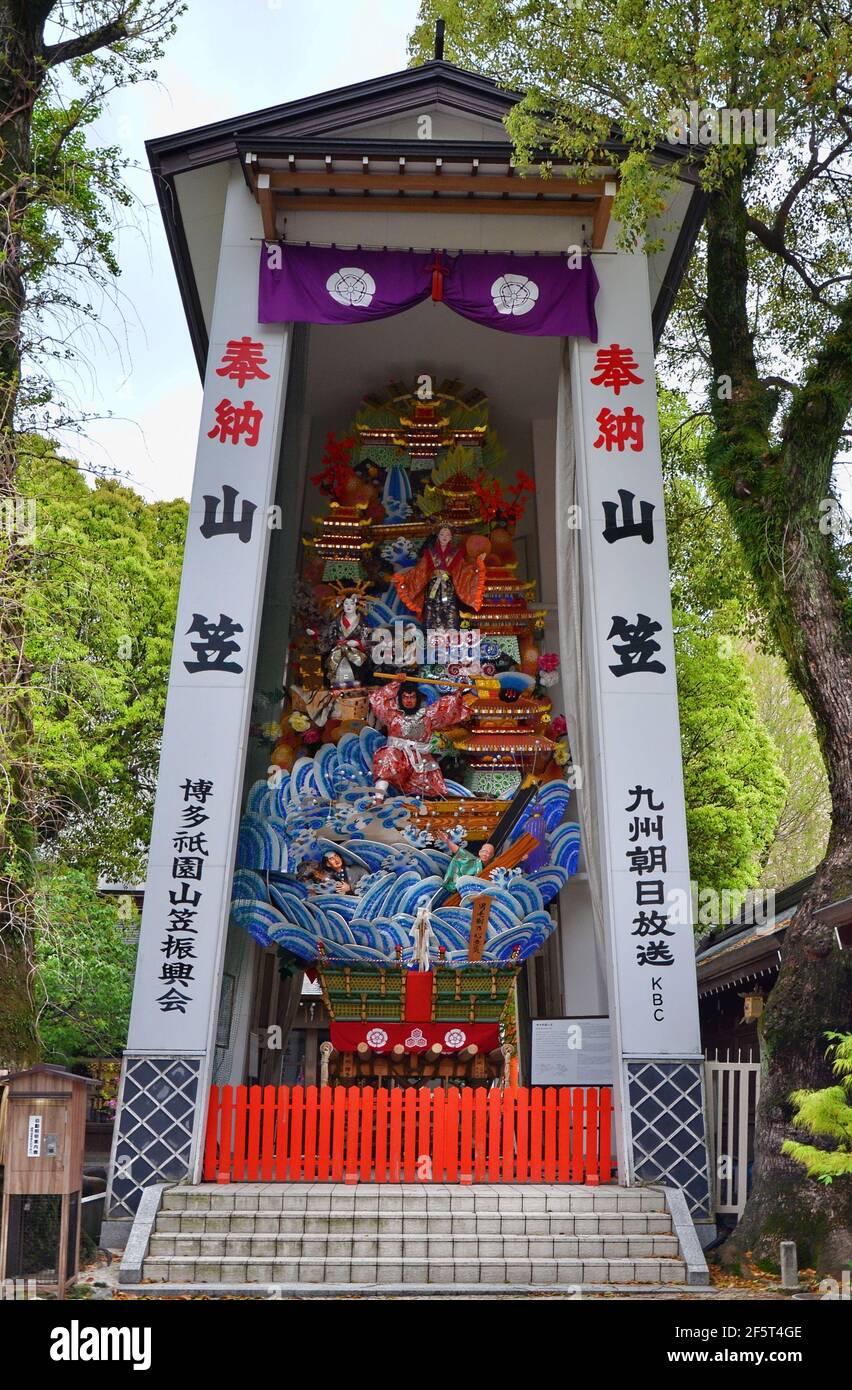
[704,1050,761,1218]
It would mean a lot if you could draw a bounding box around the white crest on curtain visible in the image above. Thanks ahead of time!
[490,272,539,316]
[326,267,376,308]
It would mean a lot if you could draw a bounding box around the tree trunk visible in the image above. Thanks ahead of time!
[703,167,852,1274]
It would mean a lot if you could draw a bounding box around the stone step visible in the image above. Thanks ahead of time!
[155,1209,673,1237]
[161,1186,666,1215]
[141,1254,688,1286]
[148,1231,681,1260]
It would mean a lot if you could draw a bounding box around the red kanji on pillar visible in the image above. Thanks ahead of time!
[215,336,270,389]
[590,343,644,395]
[594,405,645,453]
[207,399,263,447]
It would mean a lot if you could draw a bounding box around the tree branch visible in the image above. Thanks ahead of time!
[761,375,800,393]
[745,213,838,308]
[42,17,129,68]
[771,122,852,245]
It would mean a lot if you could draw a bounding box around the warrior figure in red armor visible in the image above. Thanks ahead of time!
[368,679,469,802]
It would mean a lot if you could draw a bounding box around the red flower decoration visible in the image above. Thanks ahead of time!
[303,726,321,746]
[539,651,560,673]
[550,714,567,737]
[472,469,537,530]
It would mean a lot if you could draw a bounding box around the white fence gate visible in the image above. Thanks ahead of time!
[704,1049,761,1219]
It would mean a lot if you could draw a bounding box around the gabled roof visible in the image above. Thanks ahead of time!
[148,60,521,172]
[0,1063,97,1087]
[147,58,707,372]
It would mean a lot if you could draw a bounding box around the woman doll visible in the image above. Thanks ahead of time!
[311,591,371,689]
[393,525,485,633]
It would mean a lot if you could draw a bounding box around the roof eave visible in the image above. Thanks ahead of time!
[146,58,708,371]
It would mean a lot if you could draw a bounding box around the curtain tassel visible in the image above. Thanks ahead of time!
[429,251,445,302]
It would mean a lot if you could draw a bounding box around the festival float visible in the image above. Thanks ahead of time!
[106,55,713,1233]
[231,379,579,1086]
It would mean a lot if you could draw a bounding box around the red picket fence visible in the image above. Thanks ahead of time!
[203,1084,614,1185]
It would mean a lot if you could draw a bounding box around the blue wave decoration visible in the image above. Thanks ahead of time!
[236,817,268,871]
[290,757,318,805]
[231,765,578,966]
[245,781,274,817]
[312,742,338,800]
[312,894,358,922]
[528,866,570,905]
[444,779,475,798]
[268,884,320,934]
[231,897,279,948]
[365,597,399,628]
[551,821,581,875]
[359,726,383,768]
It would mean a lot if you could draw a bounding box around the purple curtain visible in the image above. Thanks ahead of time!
[259,244,432,325]
[259,245,598,341]
[442,252,598,339]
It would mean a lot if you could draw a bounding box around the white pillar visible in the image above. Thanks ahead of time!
[569,251,711,1216]
[107,171,291,1223]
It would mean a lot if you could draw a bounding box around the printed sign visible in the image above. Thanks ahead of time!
[27,1114,42,1158]
[126,180,291,1053]
[531,1017,614,1086]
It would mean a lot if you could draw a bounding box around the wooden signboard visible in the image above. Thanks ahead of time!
[468,896,492,963]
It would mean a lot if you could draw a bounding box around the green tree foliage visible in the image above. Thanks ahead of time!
[18,436,186,880]
[746,648,831,887]
[662,391,833,893]
[676,617,787,907]
[659,392,763,642]
[34,867,136,1064]
[0,1,184,1057]
[659,394,788,903]
[783,1033,852,1183]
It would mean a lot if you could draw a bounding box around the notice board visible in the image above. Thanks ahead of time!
[531,1017,613,1086]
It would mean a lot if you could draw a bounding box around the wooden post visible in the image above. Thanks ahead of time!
[319,1041,334,1088]
[501,1044,514,1090]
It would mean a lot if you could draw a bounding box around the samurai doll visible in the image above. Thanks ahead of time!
[312,591,371,688]
[393,525,485,633]
[368,678,470,802]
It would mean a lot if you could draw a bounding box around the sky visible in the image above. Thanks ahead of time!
[61,0,422,502]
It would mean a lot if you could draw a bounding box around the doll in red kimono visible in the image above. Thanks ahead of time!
[393,525,485,632]
[368,679,470,802]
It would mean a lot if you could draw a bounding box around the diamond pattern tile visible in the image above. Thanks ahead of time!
[627,1060,711,1217]
[107,1056,201,1219]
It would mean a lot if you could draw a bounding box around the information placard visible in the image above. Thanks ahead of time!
[531,1017,614,1086]
[27,1113,42,1157]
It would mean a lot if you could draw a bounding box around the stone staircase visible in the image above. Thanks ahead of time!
[132,1183,706,1289]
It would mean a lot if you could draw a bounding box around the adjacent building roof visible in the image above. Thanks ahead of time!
[694,875,815,995]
